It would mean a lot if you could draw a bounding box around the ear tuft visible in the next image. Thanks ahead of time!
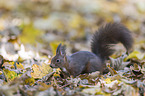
[56,43,62,54]
[60,45,66,57]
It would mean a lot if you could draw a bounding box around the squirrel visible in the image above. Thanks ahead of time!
[50,23,133,77]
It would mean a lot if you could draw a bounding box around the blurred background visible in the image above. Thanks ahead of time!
[0,0,145,58]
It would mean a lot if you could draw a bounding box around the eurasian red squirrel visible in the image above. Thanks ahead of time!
[50,23,133,77]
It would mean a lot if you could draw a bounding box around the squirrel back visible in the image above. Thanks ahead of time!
[91,23,133,60]
[50,22,133,77]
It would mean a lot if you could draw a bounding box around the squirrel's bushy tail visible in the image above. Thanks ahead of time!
[91,23,133,60]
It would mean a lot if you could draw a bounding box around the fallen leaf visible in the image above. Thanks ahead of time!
[3,69,17,81]
[31,63,53,79]
[126,51,145,60]
[24,77,35,86]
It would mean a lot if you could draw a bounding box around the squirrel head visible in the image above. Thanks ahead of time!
[50,43,67,70]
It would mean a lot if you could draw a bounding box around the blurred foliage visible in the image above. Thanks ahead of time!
[0,0,145,95]
[49,41,64,55]
[19,23,43,44]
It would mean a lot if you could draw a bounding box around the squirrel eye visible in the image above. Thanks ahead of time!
[56,59,60,63]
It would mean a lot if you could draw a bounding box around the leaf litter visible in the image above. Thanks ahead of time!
[0,0,145,96]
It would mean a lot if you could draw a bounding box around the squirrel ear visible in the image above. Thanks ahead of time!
[60,45,66,57]
[56,43,62,54]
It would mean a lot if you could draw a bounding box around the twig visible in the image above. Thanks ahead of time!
[58,83,71,89]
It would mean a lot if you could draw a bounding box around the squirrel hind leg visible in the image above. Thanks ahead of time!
[83,58,104,74]
[68,63,85,77]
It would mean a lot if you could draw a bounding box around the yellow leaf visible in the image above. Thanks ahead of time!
[95,89,110,96]
[25,77,35,86]
[53,68,61,77]
[31,63,53,79]
[2,62,14,68]
[104,78,112,84]
[2,62,24,70]
[126,51,145,60]
[37,82,52,91]
[16,63,24,70]
[3,69,17,81]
